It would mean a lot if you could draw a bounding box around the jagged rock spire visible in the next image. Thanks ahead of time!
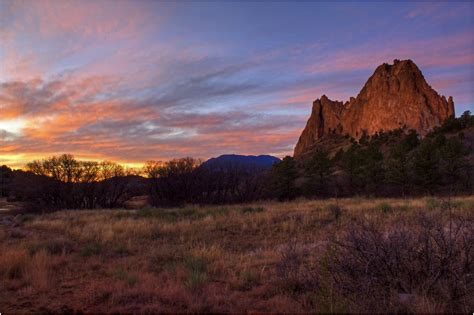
[294,59,455,157]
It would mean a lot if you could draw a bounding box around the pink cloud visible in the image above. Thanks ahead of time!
[405,2,444,19]
[8,0,156,41]
[306,31,474,75]
[0,72,302,167]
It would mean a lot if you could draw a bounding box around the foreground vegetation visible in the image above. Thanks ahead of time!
[1,196,473,312]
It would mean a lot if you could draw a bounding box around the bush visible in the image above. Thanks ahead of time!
[135,207,155,218]
[425,198,462,211]
[327,204,343,221]
[241,206,265,214]
[134,206,205,222]
[326,213,474,312]
[149,246,184,273]
[238,270,260,291]
[28,238,73,256]
[376,202,392,213]
[184,256,208,291]
[0,248,28,279]
[426,197,440,210]
[276,242,312,294]
[210,207,229,217]
[80,242,103,257]
[114,268,138,287]
[180,207,205,220]
[112,243,131,256]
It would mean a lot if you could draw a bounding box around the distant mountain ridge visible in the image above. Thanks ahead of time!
[294,59,455,157]
[201,154,280,170]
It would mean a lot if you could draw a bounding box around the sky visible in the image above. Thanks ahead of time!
[1,0,473,168]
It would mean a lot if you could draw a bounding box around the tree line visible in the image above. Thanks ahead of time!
[1,155,145,211]
[1,155,270,211]
[272,111,474,200]
[1,111,473,212]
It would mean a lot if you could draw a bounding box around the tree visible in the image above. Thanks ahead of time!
[144,157,202,207]
[0,165,13,197]
[438,137,470,193]
[410,136,442,195]
[339,144,363,194]
[270,156,298,201]
[360,143,385,195]
[20,154,137,210]
[303,149,333,197]
[384,130,420,195]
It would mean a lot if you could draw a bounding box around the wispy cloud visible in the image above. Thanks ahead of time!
[0,1,472,168]
[306,31,474,75]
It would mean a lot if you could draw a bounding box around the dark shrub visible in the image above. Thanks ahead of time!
[327,204,343,221]
[276,241,312,294]
[240,206,265,214]
[80,242,103,257]
[326,213,474,312]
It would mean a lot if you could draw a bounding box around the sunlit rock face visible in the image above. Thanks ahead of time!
[294,59,455,157]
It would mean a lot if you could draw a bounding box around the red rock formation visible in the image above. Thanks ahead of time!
[294,59,455,157]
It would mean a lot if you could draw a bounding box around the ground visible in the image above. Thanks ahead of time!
[0,196,473,312]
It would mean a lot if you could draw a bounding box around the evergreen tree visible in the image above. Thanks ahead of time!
[270,156,298,201]
[340,144,363,194]
[303,149,333,197]
[410,136,442,195]
[358,143,384,195]
[438,136,470,193]
[384,130,420,195]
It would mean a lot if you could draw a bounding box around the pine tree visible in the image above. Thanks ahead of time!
[438,137,470,193]
[384,130,420,195]
[303,149,333,197]
[410,137,442,195]
[271,156,298,201]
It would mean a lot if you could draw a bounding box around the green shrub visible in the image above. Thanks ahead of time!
[135,207,155,218]
[185,256,207,273]
[2,251,27,280]
[376,202,392,213]
[184,270,208,291]
[209,207,229,217]
[440,200,463,211]
[28,238,73,256]
[238,270,260,291]
[241,206,265,214]
[183,256,208,291]
[17,214,35,224]
[396,204,409,212]
[112,243,131,256]
[134,207,206,222]
[114,210,134,219]
[327,204,343,221]
[180,208,206,220]
[148,246,183,273]
[426,197,440,210]
[80,242,102,257]
[114,268,138,287]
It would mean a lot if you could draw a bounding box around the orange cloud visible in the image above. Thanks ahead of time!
[1,72,305,168]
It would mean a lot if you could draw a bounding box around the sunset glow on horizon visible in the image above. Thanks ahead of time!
[1,0,473,168]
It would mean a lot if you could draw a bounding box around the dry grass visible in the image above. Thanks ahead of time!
[0,246,55,293]
[0,247,29,280]
[0,196,473,312]
[25,250,53,291]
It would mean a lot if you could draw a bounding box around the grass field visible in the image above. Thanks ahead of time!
[1,196,473,312]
